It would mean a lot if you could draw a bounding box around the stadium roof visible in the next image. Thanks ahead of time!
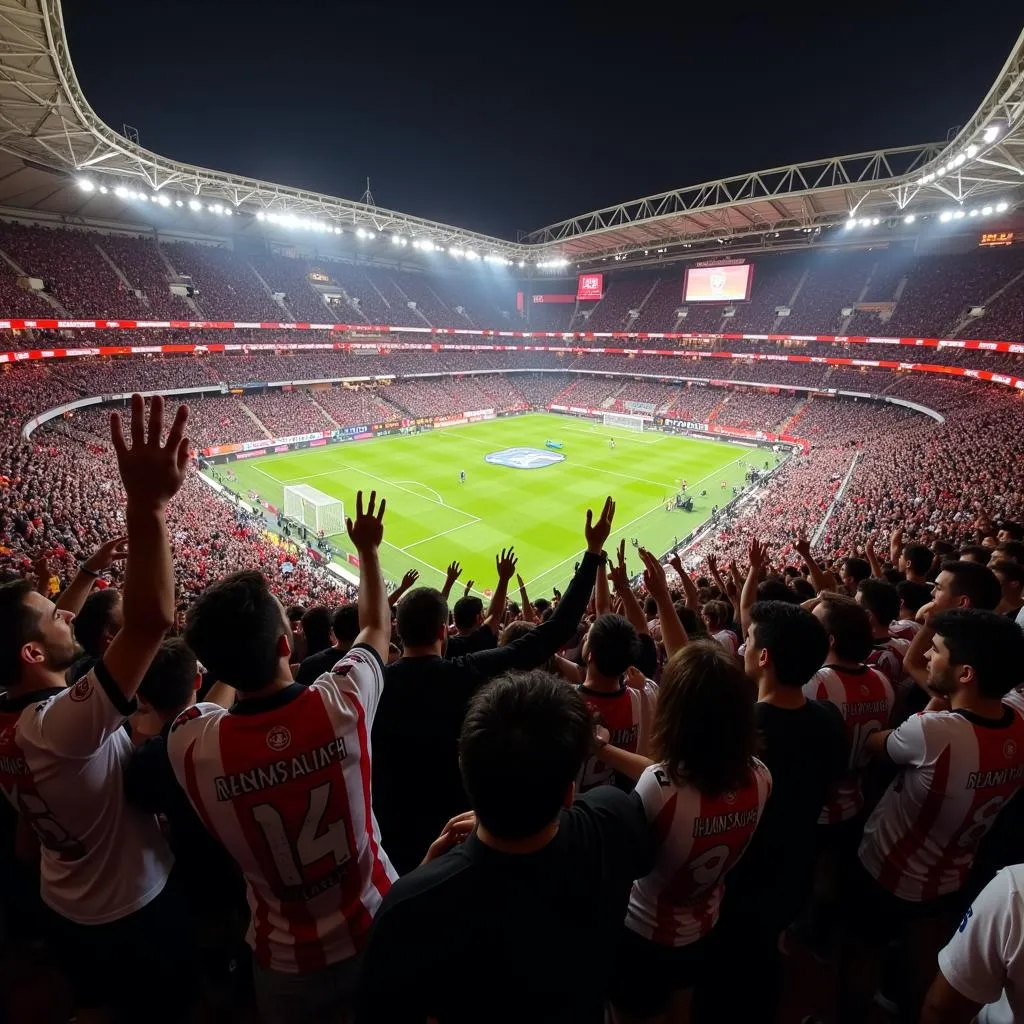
[0,2,1020,269]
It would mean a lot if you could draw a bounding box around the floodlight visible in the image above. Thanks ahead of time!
[356,227,367,238]
[188,199,202,211]
[983,125,1000,143]
[858,218,870,227]
[996,202,1009,213]
[871,217,880,226]
[449,247,463,257]
[256,211,265,221]
[940,212,953,222]
[903,214,915,224]
[518,260,525,267]
[953,210,965,219]
[936,166,946,176]
[98,185,108,195]
[224,208,232,216]
[982,206,993,215]
[157,195,170,207]
[969,210,979,217]
[845,218,856,229]
[77,178,95,192]
[952,154,966,168]
[174,199,182,207]
[966,144,979,158]
[115,186,129,198]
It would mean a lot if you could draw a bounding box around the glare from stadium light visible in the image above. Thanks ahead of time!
[996,202,1009,213]
[845,218,856,229]
[966,144,979,158]
[391,234,402,245]
[982,206,993,216]
[953,210,965,219]
[969,209,979,217]
[952,154,966,168]
[939,211,953,223]
[983,125,1000,143]
[518,260,525,267]
[858,218,870,227]
[334,227,343,235]
[936,166,946,177]
[449,247,464,258]
[188,199,202,211]
[465,249,479,261]
[77,178,95,192]
[157,195,171,207]
[871,217,880,226]
[114,186,128,199]
[256,211,265,221]
[224,208,232,216]
[903,214,915,224]
[98,185,108,194]
[211,203,224,215]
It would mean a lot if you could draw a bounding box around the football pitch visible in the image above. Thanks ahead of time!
[227,413,770,596]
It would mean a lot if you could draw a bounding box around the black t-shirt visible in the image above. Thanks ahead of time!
[444,625,498,659]
[722,699,848,929]
[372,552,601,875]
[355,787,655,1024]
[295,644,349,687]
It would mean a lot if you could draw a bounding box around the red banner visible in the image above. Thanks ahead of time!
[531,294,575,304]
[577,273,604,301]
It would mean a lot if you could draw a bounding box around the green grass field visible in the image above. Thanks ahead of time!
[227,413,771,595]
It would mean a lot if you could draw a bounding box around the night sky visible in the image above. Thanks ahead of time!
[64,4,1023,239]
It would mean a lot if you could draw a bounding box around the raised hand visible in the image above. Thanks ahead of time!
[705,552,719,576]
[400,569,420,590]
[32,552,50,595]
[793,530,811,556]
[638,547,669,598]
[83,536,129,573]
[608,538,630,590]
[585,496,616,554]
[445,561,462,585]
[345,490,386,552]
[421,811,477,865]
[495,547,518,582]
[464,579,475,595]
[624,665,648,691]
[748,538,769,571]
[110,394,190,510]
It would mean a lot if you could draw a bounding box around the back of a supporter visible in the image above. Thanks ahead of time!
[806,592,895,827]
[355,670,655,1024]
[295,604,360,687]
[848,610,1024,1021]
[0,395,192,1020]
[373,498,615,875]
[597,641,771,1023]
[892,580,933,642]
[169,490,395,1024]
[857,577,910,689]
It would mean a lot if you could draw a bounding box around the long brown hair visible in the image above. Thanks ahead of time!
[652,640,756,797]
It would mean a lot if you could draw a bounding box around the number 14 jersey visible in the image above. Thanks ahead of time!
[167,645,396,973]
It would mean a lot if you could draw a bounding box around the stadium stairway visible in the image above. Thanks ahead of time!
[307,394,340,427]
[780,397,812,436]
[239,401,272,438]
[705,395,730,426]
[0,245,67,315]
[949,264,1024,337]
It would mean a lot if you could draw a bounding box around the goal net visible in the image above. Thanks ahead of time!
[603,412,646,432]
[283,484,345,536]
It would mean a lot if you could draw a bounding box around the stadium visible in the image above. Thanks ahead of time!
[0,2,1023,1022]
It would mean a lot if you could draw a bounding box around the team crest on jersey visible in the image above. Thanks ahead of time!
[170,705,203,733]
[68,678,92,702]
[484,447,566,470]
[266,726,291,752]
[1004,739,1018,760]
[722,790,736,805]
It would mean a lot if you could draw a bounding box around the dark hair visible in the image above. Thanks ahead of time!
[453,595,484,632]
[993,560,1024,589]
[184,571,286,691]
[300,606,334,656]
[843,557,871,584]
[932,609,1024,698]
[533,598,551,616]
[72,588,122,658]
[653,642,756,797]
[789,577,816,602]
[396,587,448,647]
[816,592,873,662]
[898,580,933,614]
[331,604,360,649]
[757,577,798,604]
[749,601,828,687]
[959,544,992,566]
[585,614,639,677]
[285,604,306,624]
[0,579,39,686]
[703,599,731,629]
[499,620,535,646]
[643,596,658,619]
[856,578,900,628]
[902,543,934,576]
[459,670,590,839]
[933,540,956,558]
[939,560,1002,611]
[1000,521,1024,541]
[995,540,1024,565]
[138,639,198,714]
[882,567,904,585]
[675,604,707,638]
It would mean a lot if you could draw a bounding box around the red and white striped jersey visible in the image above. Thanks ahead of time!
[867,637,910,689]
[859,708,1024,901]
[712,629,740,658]
[577,681,658,793]
[803,665,895,824]
[626,759,771,947]
[167,645,396,973]
[891,619,923,642]
[0,671,174,925]
[1003,688,1024,719]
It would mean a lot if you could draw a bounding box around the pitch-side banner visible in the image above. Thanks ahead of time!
[577,273,604,300]
[531,294,575,304]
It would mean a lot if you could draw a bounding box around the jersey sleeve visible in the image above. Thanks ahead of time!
[634,763,672,822]
[22,662,137,760]
[885,712,930,767]
[166,701,229,789]
[801,668,827,702]
[938,867,1021,1007]
[310,643,386,721]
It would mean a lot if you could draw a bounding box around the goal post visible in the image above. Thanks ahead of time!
[283,484,345,537]
[602,412,646,432]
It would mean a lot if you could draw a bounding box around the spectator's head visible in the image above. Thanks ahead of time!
[841,557,871,590]
[453,595,484,633]
[932,560,1001,613]
[533,598,551,618]
[992,560,1024,610]
[396,587,448,652]
[285,605,306,633]
[0,579,78,689]
[644,596,658,620]
[459,670,590,840]
[137,638,200,717]
[331,604,360,651]
[185,570,292,692]
[73,588,123,659]
[897,580,933,621]
[928,609,1024,700]
[856,578,900,635]
[991,541,1024,568]
[745,600,828,689]
[675,603,707,639]
[654,642,756,797]
[300,606,334,656]
[812,593,873,664]
[959,544,992,566]
[789,576,816,602]
[701,599,731,632]
[582,614,639,681]
[757,577,798,604]
[900,543,934,580]
[998,521,1024,543]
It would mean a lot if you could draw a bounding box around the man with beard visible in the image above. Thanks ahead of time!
[0,395,193,1022]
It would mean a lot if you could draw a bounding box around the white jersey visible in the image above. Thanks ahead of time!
[1004,688,1024,719]
[938,864,1024,1024]
[860,708,1024,901]
[890,618,922,642]
[167,644,396,973]
[867,637,909,689]
[0,668,174,925]
[712,629,739,658]
[576,680,658,793]
[626,759,771,947]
